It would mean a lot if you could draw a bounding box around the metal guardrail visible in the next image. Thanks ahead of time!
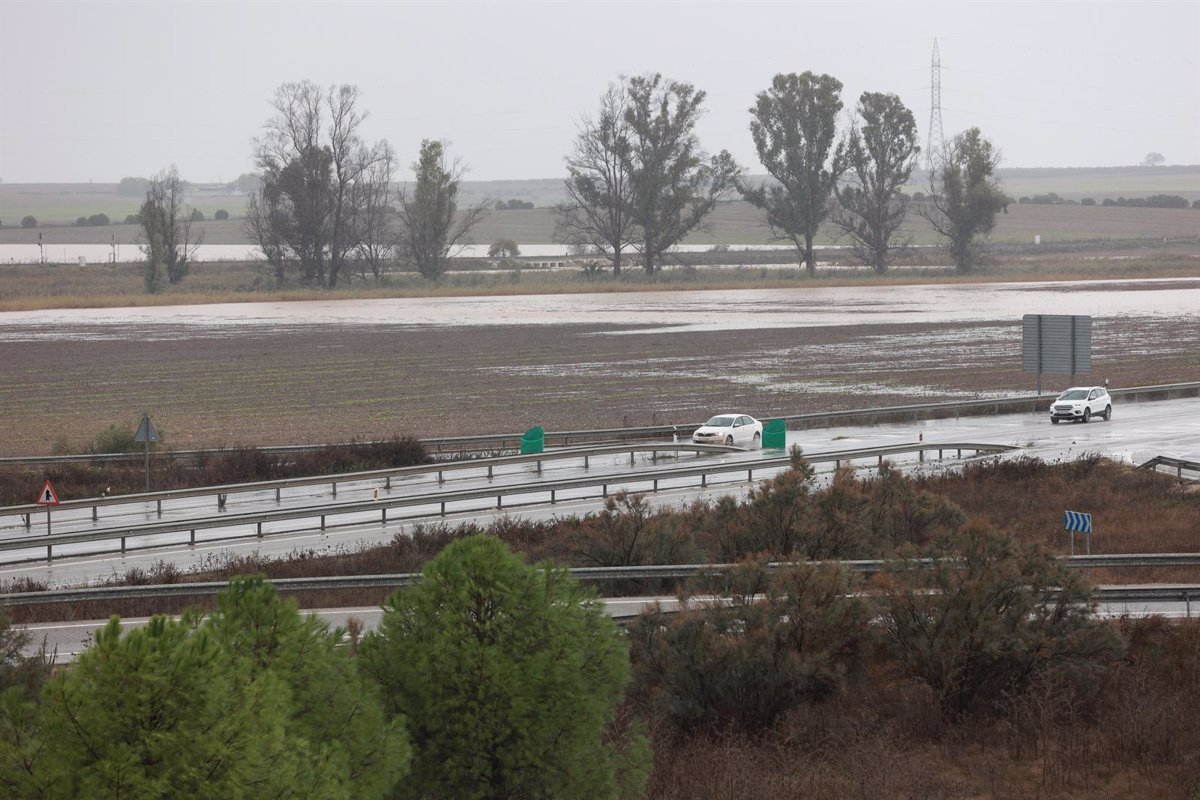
[0,442,1013,563]
[0,442,737,522]
[1139,455,1200,480]
[3,381,1194,467]
[2,557,1197,608]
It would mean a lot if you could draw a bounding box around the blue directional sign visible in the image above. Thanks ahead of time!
[1063,511,1093,534]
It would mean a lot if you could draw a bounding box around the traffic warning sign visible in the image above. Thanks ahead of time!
[35,480,60,506]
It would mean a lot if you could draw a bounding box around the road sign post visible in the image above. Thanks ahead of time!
[134,413,160,492]
[1064,510,1093,555]
[35,479,60,535]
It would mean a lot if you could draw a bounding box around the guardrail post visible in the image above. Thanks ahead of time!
[381,509,387,524]
[156,500,162,516]
[630,452,635,466]
[584,455,590,469]
[275,488,281,502]
[385,477,392,490]
[747,469,753,482]
[957,448,962,458]
[319,516,325,530]
[602,484,608,497]
[919,449,925,463]
[121,536,126,553]
[701,474,707,487]
[258,522,264,537]
[190,529,196,545]
[1186,590,1192,619]
[939,449,943,460]
[878,455,883,468]
[551,489,556,504]
[497,495,503,509]
[23,513,30,528]
[218,494,227,510]
[46,543,51,561]
[438,470,444,484]
[537,460,542,474]
[440,501,446,515]
[653,450,658,462]
[332,482,337,497]
[92,506,98,521]
[653,479,658,492]
[488,465,494,479]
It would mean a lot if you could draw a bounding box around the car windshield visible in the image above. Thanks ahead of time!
[704,416,735,427]
[1058,390,1089,400]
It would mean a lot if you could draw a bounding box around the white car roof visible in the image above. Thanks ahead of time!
[1061,386,1105,392]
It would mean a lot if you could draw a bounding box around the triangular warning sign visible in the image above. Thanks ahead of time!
[36,480,60,506]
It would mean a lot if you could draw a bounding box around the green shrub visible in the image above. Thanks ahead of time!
[363,535,647,800]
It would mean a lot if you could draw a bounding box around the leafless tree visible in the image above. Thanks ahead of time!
[352,142,397,281]
[396,140,488,280]
[139,165,201,285]
[554,85,635,275]
[246,81,392,288]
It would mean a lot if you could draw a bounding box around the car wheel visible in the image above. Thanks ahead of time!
[725,435,734,446]
[1083,408,1091,423]
[753,432,761,448]
[1051,418,1060,424]
[1104,405,1112,421]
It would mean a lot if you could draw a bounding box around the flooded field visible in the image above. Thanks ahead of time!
[1,278,1196,341]
[0,278,1195,454]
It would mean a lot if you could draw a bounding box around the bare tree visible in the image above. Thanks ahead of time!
[353,141,397,281]
[621,73,741,274]
[831,92,921,273]
[918,127,1010,273]
[554,85,635,275]
[139,166,201,286]
[396,140,488,280]
[743,72,847,275]
[245,81,391,288]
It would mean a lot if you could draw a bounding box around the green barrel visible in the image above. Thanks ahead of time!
[762,419,787,450]
[519,426,545,455]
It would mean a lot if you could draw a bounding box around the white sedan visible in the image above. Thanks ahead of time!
[691,414,763,447]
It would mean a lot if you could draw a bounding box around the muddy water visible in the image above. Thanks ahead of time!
[0,278,1196,342]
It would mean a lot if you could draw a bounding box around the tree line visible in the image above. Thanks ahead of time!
[128,73,1008,292]
[557,71,1009,276]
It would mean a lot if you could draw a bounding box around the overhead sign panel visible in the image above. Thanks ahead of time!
[1022,314,1092,375]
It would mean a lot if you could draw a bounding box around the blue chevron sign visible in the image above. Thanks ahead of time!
[1064,511,1093,534]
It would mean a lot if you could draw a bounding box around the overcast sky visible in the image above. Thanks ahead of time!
[1,0,1196,183]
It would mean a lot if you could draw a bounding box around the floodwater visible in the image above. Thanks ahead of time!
[0,278,1197,342]
[0,242,804,264]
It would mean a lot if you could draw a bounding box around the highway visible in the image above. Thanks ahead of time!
[0,395,1195,589]
[23,589,1199,662]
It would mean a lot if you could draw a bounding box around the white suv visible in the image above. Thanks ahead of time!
[1050,386,1112,424]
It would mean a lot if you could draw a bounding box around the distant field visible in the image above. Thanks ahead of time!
[2,165,1196,227]
[0,187,246,227]
[1,201,1196,249]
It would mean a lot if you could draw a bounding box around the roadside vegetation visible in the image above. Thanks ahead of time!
[0,435,428,507]
[2,455,1199,797]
